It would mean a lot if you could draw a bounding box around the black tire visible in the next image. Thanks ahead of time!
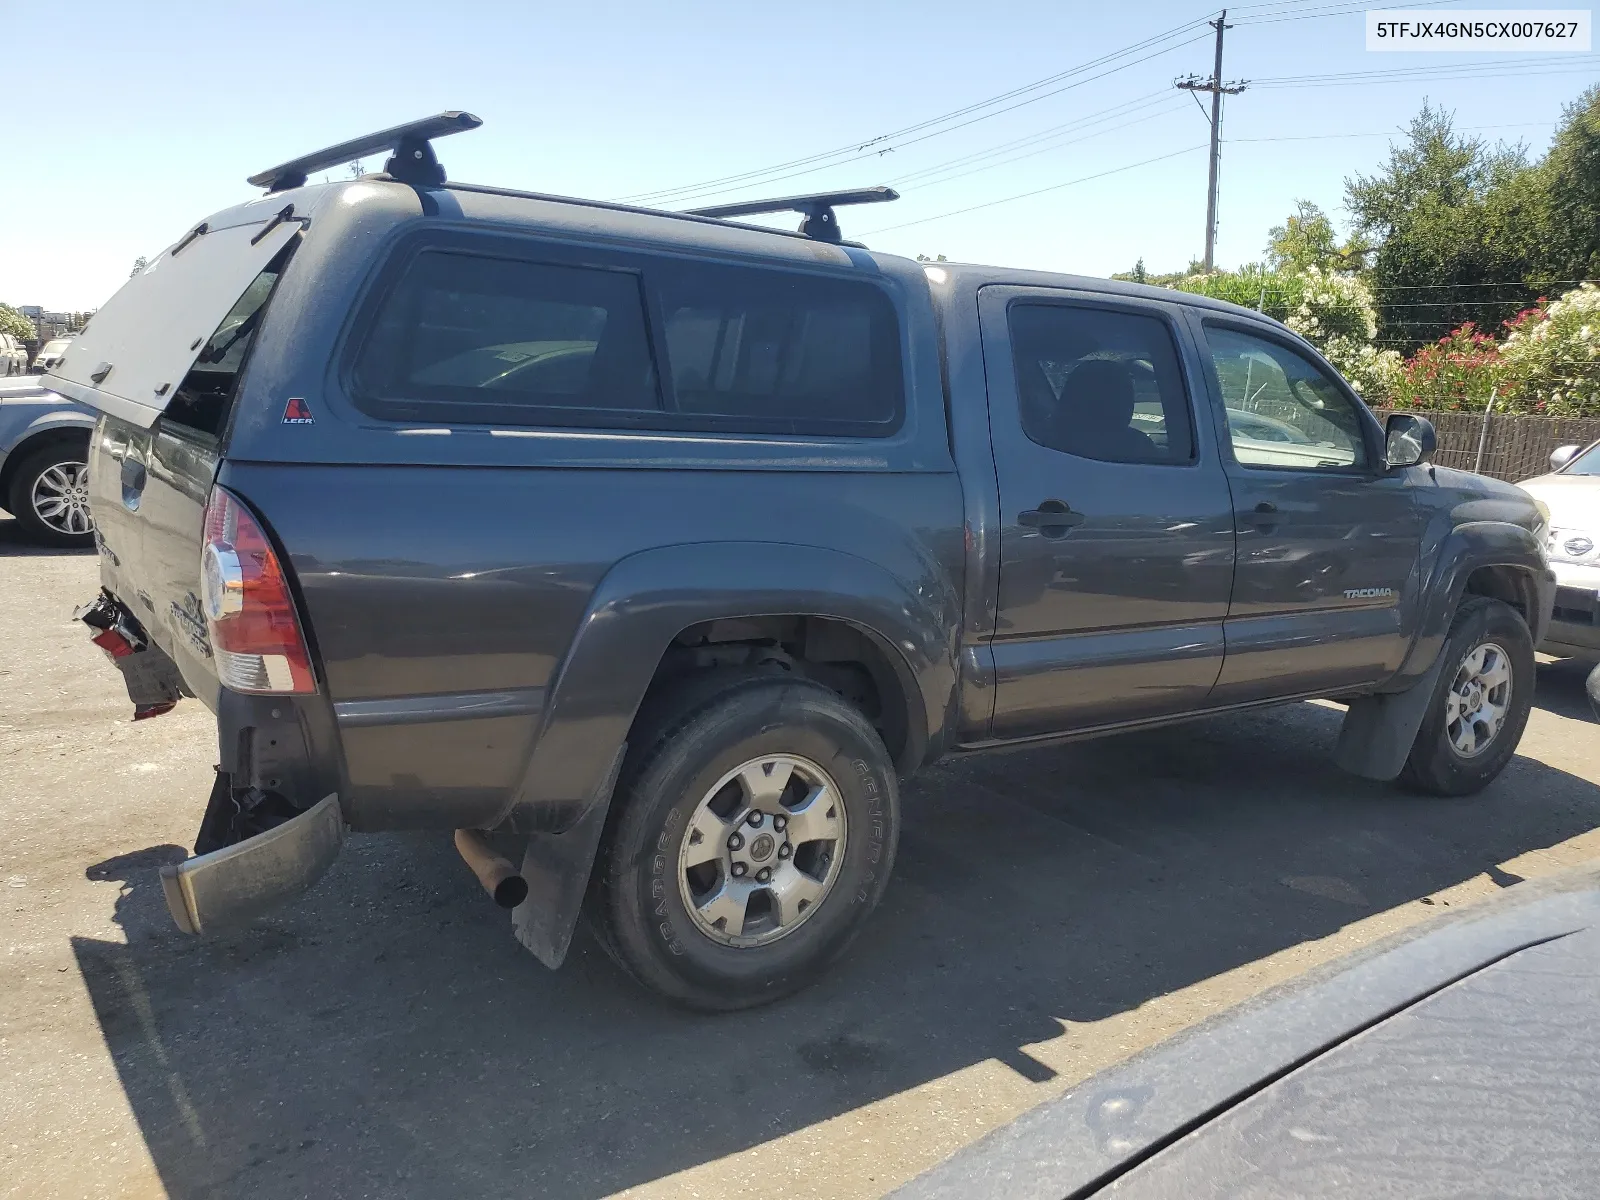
[589,673,899,1011]
[1400,596,1535,796]
[6,439,94,548]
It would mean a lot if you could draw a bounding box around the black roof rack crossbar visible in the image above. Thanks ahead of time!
[685,186,898,243]
[247,111,483,193]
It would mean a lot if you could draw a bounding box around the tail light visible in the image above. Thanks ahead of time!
[200,486,315,694]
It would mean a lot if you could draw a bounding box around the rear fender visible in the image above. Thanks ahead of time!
[496,540,955,968]
[500,540,950,835]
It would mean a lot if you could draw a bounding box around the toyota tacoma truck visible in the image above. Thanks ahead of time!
[49,114,1555,1010]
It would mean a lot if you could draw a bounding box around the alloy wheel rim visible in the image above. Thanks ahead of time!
[1445,640,1512,759]
[677,753,848,948]
[30,460,93,536]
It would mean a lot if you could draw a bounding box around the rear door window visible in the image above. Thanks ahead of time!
[1007,303,1195,464]
[351,251,659,426]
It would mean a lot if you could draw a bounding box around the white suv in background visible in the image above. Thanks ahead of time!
[31,337,74,374]
[1521,440,1600,658]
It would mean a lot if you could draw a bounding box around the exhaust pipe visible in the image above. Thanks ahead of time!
[453,829,529,909]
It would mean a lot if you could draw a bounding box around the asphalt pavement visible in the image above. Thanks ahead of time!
[4,511,1600,1199]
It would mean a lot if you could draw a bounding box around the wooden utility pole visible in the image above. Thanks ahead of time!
[1176,11,1247,271]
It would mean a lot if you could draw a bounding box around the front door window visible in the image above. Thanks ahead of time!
[1205,327,1368,471]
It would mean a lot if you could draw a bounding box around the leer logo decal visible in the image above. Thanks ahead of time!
[1344,587,1395,599]
[282,397,314,424]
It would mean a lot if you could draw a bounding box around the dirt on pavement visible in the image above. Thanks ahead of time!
[4,511,1600,1200]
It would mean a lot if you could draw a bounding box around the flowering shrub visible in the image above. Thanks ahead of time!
[1497,283,1600,417]
[1324,337,1405,399]
[1282,267,1404,398]
[1285,266,1376,345]
[1379,285,1600,415]
[1386,323,1505,411]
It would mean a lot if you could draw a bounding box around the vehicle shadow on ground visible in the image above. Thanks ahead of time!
[0,513,94,557]
[1535,656,1597,722]
[73,681,1600,1199]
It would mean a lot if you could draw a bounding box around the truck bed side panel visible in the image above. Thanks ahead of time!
[221,461,964,830]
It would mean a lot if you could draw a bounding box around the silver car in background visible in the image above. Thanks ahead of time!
[0,376,98,546]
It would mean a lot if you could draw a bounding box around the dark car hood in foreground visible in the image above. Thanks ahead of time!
[895,866,1600,1199]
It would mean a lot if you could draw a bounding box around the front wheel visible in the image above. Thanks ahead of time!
[1400,596,1535,796]
[589,675,899,1011]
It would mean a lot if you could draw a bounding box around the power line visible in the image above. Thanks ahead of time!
[885,90,1178,185]
[1370,279,1600,292]
[614,15,1215,207]
[1255,55,1600,87]
[889,99,1191,191]
[860,144,1209,235]
[1233,0,1459,24]
[1225,120,1557,144]
[650,32,1213,209]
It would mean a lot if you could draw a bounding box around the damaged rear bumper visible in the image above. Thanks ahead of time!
[161,793,344,934]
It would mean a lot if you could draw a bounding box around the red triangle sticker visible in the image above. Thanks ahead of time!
[282,397,315,424]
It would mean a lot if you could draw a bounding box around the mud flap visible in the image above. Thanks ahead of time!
[1333,652,1449,782]
[510,745,625,969]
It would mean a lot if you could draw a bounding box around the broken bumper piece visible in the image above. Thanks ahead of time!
[160,794,344,934]
[75,590,190,719]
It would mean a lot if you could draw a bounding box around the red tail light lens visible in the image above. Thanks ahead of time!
[200,486,315,694]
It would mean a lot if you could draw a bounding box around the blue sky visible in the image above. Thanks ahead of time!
[3,0,1596,311]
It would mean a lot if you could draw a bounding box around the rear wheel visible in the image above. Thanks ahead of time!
[7,440,95,547]
[1400,596,1534,796]
[589,674,899,1011]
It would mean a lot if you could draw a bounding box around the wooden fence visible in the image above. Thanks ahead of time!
[1369,408,1600,482]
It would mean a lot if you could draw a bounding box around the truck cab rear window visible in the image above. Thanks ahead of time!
[351,247,904,437]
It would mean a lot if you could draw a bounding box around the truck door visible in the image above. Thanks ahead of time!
[1191,317,1426,703]
[979,286,1236,739]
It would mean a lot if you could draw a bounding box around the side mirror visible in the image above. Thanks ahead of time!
[1385,413,1436,469]
[1551,444,1581,472]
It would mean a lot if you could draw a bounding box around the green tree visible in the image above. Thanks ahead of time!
[1265,200,1371,274]
[1345,103,1542,351]
[1536,84,1600,282]
[0,304,33,341]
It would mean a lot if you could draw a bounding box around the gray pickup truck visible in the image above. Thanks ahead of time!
[50,115,1555,1010]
